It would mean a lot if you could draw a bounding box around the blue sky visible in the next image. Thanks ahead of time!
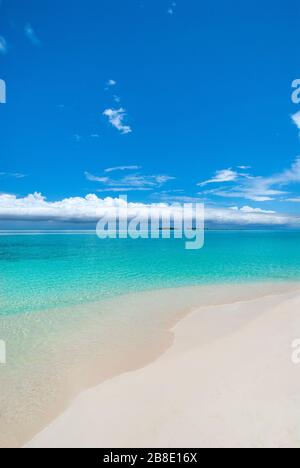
[1,0,300,228]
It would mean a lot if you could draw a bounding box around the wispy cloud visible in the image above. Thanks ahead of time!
[0,36,7,55]
[286,197,300,203]
[198,158,300,202]
[97,187,151,193]
[73,134,82,142]
[104,166,142,173]
[0,172,26,180]
[201,177,285,202]
[156,194,203,204]
[73,134,101,141]
[103,108,132,134]
[24,23,42,47]
[268,157,300,186]
[113,95,121,103]
[229,206,275,214]
[198,104,300,204]
[167,2,177,15]
[85,170,175,192]
[198,169,239,187]
[202,187,281,203]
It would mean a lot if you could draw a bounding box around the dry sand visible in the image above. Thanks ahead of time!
[26,284,300,448]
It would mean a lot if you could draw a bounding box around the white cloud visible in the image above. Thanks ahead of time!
[267,157,300,186]
[113,95,121,103]
[286,197,300,203]
[85,173,109,183]
[206,191,275,202]
[104,166,142,173]
[73,134,101,141]
[159,195,203,203]
[199,158,300,202]
[85,171,175,191]
[198,169,238,187]
[291,111,300,130]
[103,108,132,134]
[205,205,297,226]
[24,23,42,47]
[0,36,7,54]
[107,79,117,87]
[0,192,299,227]
[97,187,152,193]
[167,2,177,15]
[73,134,82,142]
[230,206,275,214]
[0,172,26,179]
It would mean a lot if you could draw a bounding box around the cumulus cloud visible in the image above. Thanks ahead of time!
[103,108,132,134]
[0,36,7,54]
[0,192,299,227]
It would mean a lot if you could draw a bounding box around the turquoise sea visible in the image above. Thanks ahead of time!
[1,230,300,447]
[1,230,300,316]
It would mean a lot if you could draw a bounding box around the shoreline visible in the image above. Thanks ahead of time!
[22,281,300,448]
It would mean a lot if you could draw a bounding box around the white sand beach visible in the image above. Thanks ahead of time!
[26,283,300,449]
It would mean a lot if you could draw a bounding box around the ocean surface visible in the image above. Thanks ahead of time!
[1,230,300,316]
[1,230,300,447]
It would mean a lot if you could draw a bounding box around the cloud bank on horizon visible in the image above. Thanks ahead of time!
[1,154,300,227]
[0,191,299,227]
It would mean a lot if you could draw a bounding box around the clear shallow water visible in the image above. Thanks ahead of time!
[1,230,300,316]
[1,230,300,447]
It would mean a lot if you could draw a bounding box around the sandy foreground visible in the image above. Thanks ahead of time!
[26,285,300,448]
